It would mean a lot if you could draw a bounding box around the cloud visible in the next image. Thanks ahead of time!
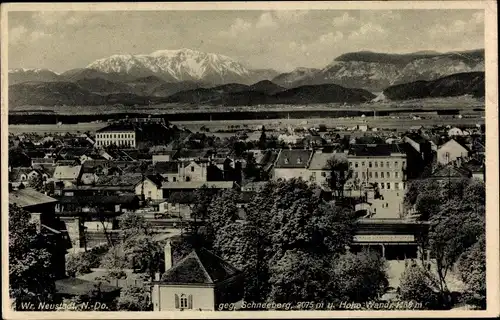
[429,11,483,38]
[332,12,357,27]
[319,31,344,44]
[256,12,278,29]
[9,25,28,44]
[348,23,386,40]
[220,18,252,37]
[273,10,309,23]
[30,30,50,41]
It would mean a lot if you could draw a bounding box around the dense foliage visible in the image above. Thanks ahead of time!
[9,204,56,309]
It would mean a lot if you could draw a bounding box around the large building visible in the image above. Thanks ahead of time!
[95,121,174,149]
[347,144,407,192]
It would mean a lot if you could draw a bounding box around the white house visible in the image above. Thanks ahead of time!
[134,175,164,201]
[151,240,243,311]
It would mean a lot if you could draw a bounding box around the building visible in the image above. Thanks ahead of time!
[347,144,407,192]
[151,241,243,311]
[162,181,236,199]
[95,123,137,148]
[53,165,82,186]
[95,121,173,149]
[306,151,346,187]
[429,165,472,182]
[437,139,469,165]
[135,175,164,201]
[351,218,430,261]
[462,158,485,182]
[272,149,313,181]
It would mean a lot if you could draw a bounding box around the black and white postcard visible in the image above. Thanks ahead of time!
[1,1,498,319]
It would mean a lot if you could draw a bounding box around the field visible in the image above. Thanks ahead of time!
[8,96,484,116]
[8,115,485,135]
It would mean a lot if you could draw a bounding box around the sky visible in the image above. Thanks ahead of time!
[7,9,484,73]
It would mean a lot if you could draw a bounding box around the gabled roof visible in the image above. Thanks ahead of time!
[274,149,313,168]
[57,194,138,206]
[160,248,241,285]
[438,138,470,152]
[9,167,33,181]
[9,188,58,208]
[96,123,135,133]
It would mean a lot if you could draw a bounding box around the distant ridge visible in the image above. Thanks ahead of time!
[382,72,485,100]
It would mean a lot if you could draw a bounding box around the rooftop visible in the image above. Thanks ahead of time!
[274,149,313,168]
[96,123,135,133]
[348,144,405,157]
[53,165,82,180]
[9,188,58,208]
[159,248,241,285]
[308,151,346,170]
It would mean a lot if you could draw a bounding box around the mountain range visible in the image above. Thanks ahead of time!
[8,48,485,107]
[272,49,484,92]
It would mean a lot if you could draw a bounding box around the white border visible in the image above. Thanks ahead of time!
[1,1,498,319]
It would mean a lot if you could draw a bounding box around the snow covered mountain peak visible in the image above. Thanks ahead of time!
[86,49,252,84]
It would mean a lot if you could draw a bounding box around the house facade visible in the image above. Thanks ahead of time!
[272,149,313,181]
[151,241,243,311]
[95,123,137,148]
[347,144,407,192]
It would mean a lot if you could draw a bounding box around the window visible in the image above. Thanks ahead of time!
[387,172,390,178]
[386,161,390,168]
[191,166,195,172]
[381,182,385,189]
[375,162,378,167]
[321,172,326,177]
[402,161,406,167]
[173,177,177,182]
[355,162,359,168]
[395,161,399,168]
[148,191,152,198]
[362,161,365,167]
[386,202,389,207]
[362,172,366,178]
[386,183,391,189]
[349,162,353,167]
[380,161,384,168]
[369,172,372,178]
[381,172,384,178]
[354,172,358,178]
[375,172,378,178]
[395,172,399,178]
[369,161,372,168]
[395,183,399,190]
[175,294,192,310]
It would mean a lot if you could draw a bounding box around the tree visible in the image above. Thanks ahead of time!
[456,235,486,309]
[258,126,267,150]
[332,250,388,303]
[122,234,163,279]
[9,204,56,309]
[116,285,152,311]
[326,157,352,198]
[268,249,332,306]
[206,189,239,243]
[398,263,442,309]
[119,211,154,241]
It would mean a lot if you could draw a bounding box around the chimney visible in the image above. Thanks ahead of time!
[164,239,172,271]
